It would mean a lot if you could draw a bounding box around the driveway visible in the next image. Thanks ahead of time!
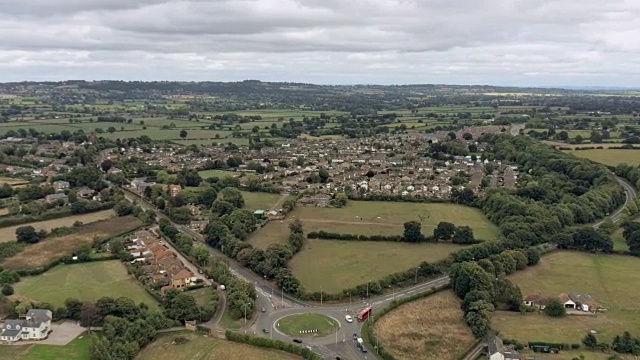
[18,321,86,346]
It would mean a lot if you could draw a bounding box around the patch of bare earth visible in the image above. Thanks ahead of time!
[2,216,142,270]
[374,291,475,360]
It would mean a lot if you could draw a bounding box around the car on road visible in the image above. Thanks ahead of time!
[345,315,353,323]
[352,333,358,341]
[293,338,302,343]
[361,346,368,353]
[261,307,266,312]
[262,328,269,333]
[198,269,204,274]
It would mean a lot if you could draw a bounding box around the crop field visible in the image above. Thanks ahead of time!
[0,176,28,186]
[567,149,640,167]
[289,240,466,293]
[492,251,640,344]
[137,332,302,360]
[374,291,475,360]
[13,260,157,307]
[0,333,93,360]
[249,201,500,250]
[2,216,142,270]
[0,209,115,243]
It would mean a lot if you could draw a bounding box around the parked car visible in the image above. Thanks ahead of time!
[198,269,204,274]
[261,307,266,312]
[293,339,302,344]
[345,315,353,323]
[263,328,269,333]
[361,347,368,353]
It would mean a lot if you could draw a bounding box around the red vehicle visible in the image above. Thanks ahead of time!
[357,307,372,322]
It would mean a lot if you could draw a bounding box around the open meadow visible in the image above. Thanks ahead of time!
[1,216,142,270]
[136,332,302,360]
[198,169,237,179]
[249,201,500,249]
[0,209,115,243]
[567,149,640,167]
[492,251,640,345]
[289,240,465,293]
[374,291,475,360]
[13,260,157,307]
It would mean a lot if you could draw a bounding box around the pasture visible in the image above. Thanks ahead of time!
[0,209,115,243]
[13,260,157,307]
[2,216,142,270]
[249,201,500,250]
[374,291,475,360]
[568,149,640,166]
[289,240,466,293]
[493,251,640,344]
[137,332,302,360]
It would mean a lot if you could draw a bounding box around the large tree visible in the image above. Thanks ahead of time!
[402,221,424,242]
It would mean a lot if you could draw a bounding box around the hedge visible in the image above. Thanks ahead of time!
[528,341,571,350]
[347,193,448,203]
[225,331,323,360]
[361,284,450,360]
[307,230,402,242]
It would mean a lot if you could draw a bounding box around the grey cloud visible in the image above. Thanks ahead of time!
[0,0,639,85]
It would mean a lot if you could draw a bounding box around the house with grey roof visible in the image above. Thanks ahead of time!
[0,309,52,342]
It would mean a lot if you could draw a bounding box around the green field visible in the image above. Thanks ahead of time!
[241,191,284,211]
[249,201,500,250]
[0,333,92,360]
[13,261,158,307]
[493,251,640,344]
[290,240,466,293]
[276,313,338,338]
[568,149,640,166]
[137,332,301,360]
[198,169,238,179]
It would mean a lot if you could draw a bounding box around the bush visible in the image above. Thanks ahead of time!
[1,284,13,296]
[544,299,566,317]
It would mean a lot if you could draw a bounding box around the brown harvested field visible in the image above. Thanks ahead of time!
[374,291,475,360]
[0,176,28,186]
[0,210,115,243]
[2,216,142,270]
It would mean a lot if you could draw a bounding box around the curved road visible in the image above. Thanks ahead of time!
[124,176,636,360]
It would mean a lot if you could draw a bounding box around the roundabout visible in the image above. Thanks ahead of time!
[275,313,340,338]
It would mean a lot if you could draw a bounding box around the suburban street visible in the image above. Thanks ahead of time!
[123,175,637,360]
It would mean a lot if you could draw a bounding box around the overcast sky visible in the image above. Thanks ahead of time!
[1,0,639,86]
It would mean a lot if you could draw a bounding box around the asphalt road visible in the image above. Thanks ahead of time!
[123,175,637,360]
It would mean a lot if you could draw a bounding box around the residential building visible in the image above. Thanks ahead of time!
[0,309,52,342]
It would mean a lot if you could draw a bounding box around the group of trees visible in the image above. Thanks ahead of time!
[582,331,640,355]
[477,135,624,247]
[623,221,640,256]
[551,227,613,252]
[208,258,256,320]
[450,246,540,338]
[15,225,47,244]
[433,222,477,244]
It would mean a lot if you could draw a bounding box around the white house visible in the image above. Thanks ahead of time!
[0,309,52,342]
[488,334,521,360]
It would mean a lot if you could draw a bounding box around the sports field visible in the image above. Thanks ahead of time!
[568,149,640,166]
[137,332,302,360]
[289,240,465,293]
[375,291,475,360]
[493,251,640,344]
[249,201,499,249]
[13,260,158,307]
[198,169,237,179]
